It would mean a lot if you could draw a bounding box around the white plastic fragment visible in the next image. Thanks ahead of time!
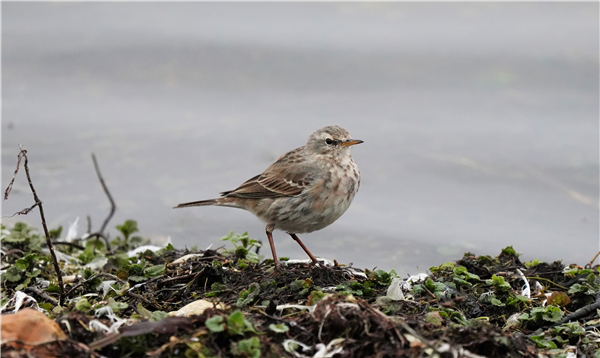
[127,237,172,257]
[65,217,79,242]
[408,273,428,283]
[89,320,111,333]
[0,291,42,313]
[283,338,345,358]
[276,304,316,314]
[386,277,406,301]
[534,281,543,292]
[313,338,345,358]
[61,320,72,335]
[127,245,162,257]
[93,305,128,333]
[283,339,312,357]
[515,269,530,298]
[98,280,117,298]
[318,306,331,341]
[403,273,428,291]
[344,267,367,278]
[169,253,203,266]
[168,299,225,317]
[84,256,108,270]
[284,258,335,267]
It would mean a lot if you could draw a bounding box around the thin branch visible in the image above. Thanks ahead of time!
[4,148,26,200]
[92,154,116,236]
[587,251,600,268]
[128,291,163,310]
[65,272,124,297]
[557,291,600,324]
[3,202,40,218]
[525,276,569,290]
[48,241,86,251]
[1,249,26,262]
[19,147,65,306]
[24,286,59,306]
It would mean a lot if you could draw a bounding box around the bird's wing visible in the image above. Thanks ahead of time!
[220,150,313,199]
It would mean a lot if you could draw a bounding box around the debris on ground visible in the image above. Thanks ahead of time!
[2,223,599,357]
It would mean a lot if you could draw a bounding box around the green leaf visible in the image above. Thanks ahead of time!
[75,298,92,312]
[39,302,53,311]
[77,245,96,264]
[3,266,22,282]
[530,306,564,323]
[227,311,246,335]
[46,283,61,293]
[245,251,260,264]
[269,323,289,333]
[530,334,557,349]
[490,298,505,307]
[129,275,147,282]
[485,275,511,293]
[107,297,128,311]
[501,246,517,256]
[15,277,32,291]
[206,315,225,333]
[453,277,472,287]
[524,258,540,268]
[116,220,139,240]
[144,265,165,278]
[26,269,41,278]
[136,303,152,320]
[234,337,260,358]
[150,311,169,322]
[155,243,175,256]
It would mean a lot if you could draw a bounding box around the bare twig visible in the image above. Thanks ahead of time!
[65,272,124,297]
[587,251,600,268]
[127,291,162,310]
[92,154,116,238]
[23,286,59,306]
[4,148,26,200]
[4,202,39,218]
[525,276,568,290]
[1,249,25,262]
[7,147,65,306]
[557,291,600,324]
[48,241,86,251]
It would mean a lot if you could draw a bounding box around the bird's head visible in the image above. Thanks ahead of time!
[306,126,363,157]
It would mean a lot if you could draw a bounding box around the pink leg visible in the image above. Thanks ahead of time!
[289,233,320,265]
[266,226,279,269]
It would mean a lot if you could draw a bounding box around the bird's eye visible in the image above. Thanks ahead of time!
[325,138,334,145]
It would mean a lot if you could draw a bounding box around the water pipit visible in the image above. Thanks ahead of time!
[175,126,362,268]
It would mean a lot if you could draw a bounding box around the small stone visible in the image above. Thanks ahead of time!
[1,308,67,346]
[168,299,225,317]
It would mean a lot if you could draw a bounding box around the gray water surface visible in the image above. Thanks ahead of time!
[2,3,598,274]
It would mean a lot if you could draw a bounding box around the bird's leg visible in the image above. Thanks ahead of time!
[288,233,320,266]
[266,225,279,269]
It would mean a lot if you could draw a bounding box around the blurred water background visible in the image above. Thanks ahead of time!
[2,3,598,274]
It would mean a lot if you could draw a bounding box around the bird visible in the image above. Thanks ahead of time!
[174,126,363,269]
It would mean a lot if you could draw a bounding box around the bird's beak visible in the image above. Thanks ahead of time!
[341,139,364,147]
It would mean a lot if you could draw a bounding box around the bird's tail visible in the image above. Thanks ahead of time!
[173,199,219,209]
